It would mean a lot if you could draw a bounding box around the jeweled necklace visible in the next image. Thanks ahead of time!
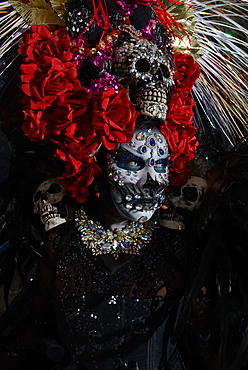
[75,209,158,260]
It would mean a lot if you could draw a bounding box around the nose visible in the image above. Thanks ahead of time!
[137,172,157,189]
[144,173,157,187]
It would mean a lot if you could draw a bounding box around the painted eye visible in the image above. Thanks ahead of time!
[154,158,168,173]
[114,149,145,171]
[127,161,139,167]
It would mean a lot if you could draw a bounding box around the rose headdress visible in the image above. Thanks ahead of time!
[15,0,200,203]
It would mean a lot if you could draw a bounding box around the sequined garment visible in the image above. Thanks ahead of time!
[45,222,187,369]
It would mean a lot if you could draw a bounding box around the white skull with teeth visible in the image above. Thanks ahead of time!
[159,176,208,230]
[33,178,74,231]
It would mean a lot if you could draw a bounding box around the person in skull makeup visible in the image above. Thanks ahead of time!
[42,121,188,370]
[107,123,169,223]
[0,0,209,369]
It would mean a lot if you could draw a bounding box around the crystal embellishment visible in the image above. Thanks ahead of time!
[75,209,158,259]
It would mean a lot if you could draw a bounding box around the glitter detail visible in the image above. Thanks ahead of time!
[136,132,148,141]
[90,73,121,94]
[75,209,157,259]
[155,133,163,143]
[114,0,137,16]
[141,19,156,41]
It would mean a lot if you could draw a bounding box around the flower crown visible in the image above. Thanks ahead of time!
[17,0,200,203]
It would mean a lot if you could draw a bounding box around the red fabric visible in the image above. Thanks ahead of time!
[173,53,201,93]
[92,88,139,150]
[160,53,200,186]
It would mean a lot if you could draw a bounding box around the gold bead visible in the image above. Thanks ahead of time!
[78,47,85,55]
[106,35,113,42]
[99,41,106,49]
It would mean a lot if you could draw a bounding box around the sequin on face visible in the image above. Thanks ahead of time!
[107,126,169,222]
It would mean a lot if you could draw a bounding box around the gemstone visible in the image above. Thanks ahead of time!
[150,159,155,166]
[159,149,164,155]
[141,146,147,153]
[126,203,132,209]
[155,134,163,143]
[149,138,155,146]
[126,194,132,201]
[136,132,147,140]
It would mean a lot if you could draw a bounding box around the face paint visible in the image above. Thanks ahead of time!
[107,126,169,222]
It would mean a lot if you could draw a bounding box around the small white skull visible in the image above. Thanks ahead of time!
[113,38,173,120]
[33,178,74,231]
[159,176,208,230]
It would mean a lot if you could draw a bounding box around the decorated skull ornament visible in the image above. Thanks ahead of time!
[107,124,169,222]
[159,176,208,230]
[33,178,74,231]
[113,38,174,120]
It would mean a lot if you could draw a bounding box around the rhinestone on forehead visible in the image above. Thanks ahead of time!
[135,130,167,157]
[136,132,148,141]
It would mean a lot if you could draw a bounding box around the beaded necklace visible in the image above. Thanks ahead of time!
[75,209,158,259]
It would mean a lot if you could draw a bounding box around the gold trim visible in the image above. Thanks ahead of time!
[9,0,65,25]
[161,0,202,58]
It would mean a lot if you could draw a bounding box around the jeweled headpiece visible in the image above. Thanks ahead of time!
[9,0,200,203]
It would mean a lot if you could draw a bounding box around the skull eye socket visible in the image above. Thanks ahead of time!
[171,186,181,197]
[135,59,151,73]
[48,183,62,194]
[182,187,198,202]
[161,64,170,78]
[34,191,42,202]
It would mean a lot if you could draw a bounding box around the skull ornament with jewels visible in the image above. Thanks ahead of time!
[33,178,74,231]
[113,38,174,120]
[159,176,208,230]
[107,124,169,222]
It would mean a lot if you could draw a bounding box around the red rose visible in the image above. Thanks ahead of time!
[60,158,102,203]
[22,105,72,141]
[21,58,81,110]
[19,25,72,65]
[92,88,139,150]
[67,88,92,119]
[54,120,99,163]
[160,91,198,188]
[173,53,200,93]
[166,94,195,127]
[42,104,73,136]
[22,110,47,141]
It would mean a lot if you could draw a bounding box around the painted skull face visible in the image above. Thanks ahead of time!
[107,125,169,222]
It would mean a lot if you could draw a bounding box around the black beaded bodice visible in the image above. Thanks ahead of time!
[47,225,185,302]
[45,223,187,369]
